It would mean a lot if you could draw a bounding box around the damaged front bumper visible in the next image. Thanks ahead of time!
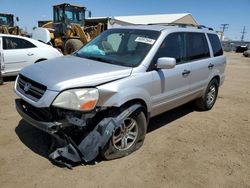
[15,99,142,168]
[16,99,63,135]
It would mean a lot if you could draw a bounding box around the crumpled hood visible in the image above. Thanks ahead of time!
[20,55,132,91]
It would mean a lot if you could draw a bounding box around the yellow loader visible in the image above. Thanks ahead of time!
[0,13,20,35]
[37,3,105,54]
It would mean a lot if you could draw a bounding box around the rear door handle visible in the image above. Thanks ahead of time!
[27,53,34,56]
[182,69,191,76]
[208,63,214,69]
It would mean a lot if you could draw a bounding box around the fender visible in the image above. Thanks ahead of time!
[96,72,153,113]
[97,86,152,113]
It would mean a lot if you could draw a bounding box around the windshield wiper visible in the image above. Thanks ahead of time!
[75,54,131,67]
[86,56,112,63]
[79,55,118,64]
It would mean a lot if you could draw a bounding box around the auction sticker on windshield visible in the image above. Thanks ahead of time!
[135,37,156,45]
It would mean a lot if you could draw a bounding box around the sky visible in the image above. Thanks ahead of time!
[0,0,250,41]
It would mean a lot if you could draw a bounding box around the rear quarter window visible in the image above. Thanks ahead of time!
[208,34,223,57]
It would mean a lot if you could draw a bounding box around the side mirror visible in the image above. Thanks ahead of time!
[16,17,19,22]
[157,57,176,69]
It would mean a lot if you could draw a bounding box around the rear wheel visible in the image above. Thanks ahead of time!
[101,110,147,160]
[64,39,83,55]
[195,79,219,111]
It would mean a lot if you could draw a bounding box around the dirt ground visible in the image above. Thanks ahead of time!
[0,52,249,188]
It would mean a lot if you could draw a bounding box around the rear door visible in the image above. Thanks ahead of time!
[151,32,191,116]
[2,36,37,75]
[186,32,211,93]
[207,34,226,82]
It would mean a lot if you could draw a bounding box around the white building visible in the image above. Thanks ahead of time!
[85,13,198,28]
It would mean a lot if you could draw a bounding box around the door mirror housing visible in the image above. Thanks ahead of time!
[156,57,176,69]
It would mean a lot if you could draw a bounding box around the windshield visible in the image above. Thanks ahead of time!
[0,15,13,26]
[54,6,84,25]
[75,29,160,67]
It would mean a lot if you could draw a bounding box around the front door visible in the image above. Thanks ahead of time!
[150,32,191,116]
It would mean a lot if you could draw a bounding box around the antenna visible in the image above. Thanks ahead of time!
[240,26,247,42]
[220,24,229,40]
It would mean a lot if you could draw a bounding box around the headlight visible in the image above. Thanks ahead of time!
[52,88,99,111]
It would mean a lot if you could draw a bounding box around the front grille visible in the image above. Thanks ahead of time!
[17,74,47,102]
[18,99,54,122]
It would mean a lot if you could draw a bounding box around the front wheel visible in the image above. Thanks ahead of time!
[101,111,147,160]
[195,79,219,111]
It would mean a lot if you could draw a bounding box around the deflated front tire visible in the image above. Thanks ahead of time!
[101,110,147,160]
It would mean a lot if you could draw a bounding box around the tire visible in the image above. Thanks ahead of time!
[101,110,147,160]
[64,39,83,55]
[0,73,3,85]
[195,79,219,111]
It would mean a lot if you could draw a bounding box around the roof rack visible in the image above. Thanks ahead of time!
[147,23,214,31]
[197,25,214,31]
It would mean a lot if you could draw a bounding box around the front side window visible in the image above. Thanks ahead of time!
[208,34,223,57]
[75,29,160,67]
[153,32,186,64]
[3,37,36,50]
[0,15,8,25]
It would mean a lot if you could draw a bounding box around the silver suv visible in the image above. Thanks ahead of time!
[15,25,226,166]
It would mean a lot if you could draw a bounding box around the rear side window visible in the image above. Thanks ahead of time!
[186,33,210,61]
[153,32,186,64]
[3,37,36,50]
[208,34,223,57]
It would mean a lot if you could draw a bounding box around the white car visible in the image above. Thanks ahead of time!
[0,34,63,77]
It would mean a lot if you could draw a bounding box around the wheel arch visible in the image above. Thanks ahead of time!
[119,98,149,123]
[212,75,220,85]
[35,58,47,63]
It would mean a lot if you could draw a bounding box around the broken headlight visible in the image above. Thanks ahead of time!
[52,88,99,111]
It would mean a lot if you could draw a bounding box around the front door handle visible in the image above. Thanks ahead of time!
[182,69,191,76]
[27,53,34,56]
[208,63,214,69]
